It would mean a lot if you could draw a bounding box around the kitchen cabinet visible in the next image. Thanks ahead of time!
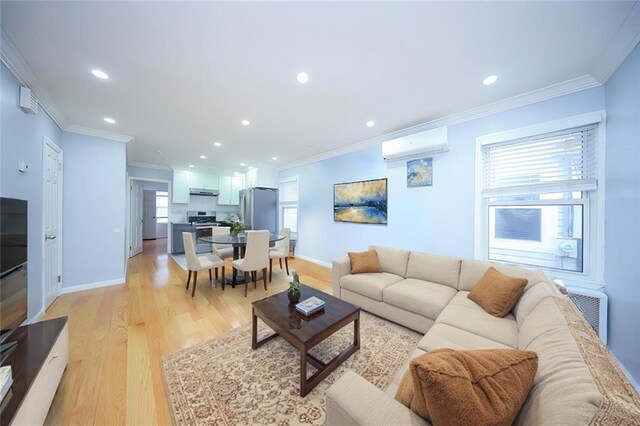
[204,174,219,190]
[245,169,258,188]
[190,172,205,189]
[173,170,190,204]
[218,175,245,205]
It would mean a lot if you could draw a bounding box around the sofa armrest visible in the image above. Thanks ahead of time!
[332,255,351,298]
[326,371,428,426]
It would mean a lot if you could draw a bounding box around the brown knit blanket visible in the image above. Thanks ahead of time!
[555,297,640,425]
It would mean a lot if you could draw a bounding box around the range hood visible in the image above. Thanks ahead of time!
[189,187,219,196]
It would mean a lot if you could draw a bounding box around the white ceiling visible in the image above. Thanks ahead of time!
[2,1,638,172]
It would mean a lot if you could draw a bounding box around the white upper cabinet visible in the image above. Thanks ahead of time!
[173,170,190,204]
[190,172,205,189]
[218,175,245,205]
[204,174,219,190]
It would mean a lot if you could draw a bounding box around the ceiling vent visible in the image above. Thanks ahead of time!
[19,86,38,115]
[382,126,448,161]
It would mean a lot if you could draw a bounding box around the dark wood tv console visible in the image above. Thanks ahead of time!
[0,316,68,426]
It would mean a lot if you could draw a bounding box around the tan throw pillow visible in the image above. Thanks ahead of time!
[348,250,383,274]
[468,267,528,317]
[395,348,538,426]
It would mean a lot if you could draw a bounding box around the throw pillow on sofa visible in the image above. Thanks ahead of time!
[395,348,538,426]
[348,250,383,274]
[468,267,528,317]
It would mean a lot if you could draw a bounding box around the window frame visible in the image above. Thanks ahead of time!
[279,176,299,233]
[155,191,169,224]
[474,111,606,284]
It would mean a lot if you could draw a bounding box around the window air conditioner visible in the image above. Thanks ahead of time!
[566,285,608,344]
[382,126,448,161]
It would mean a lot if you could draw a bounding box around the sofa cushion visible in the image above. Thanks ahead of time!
[383,279,457,319]
[405,252,461,289]
[436,294,518,347]
[516,310,601,425]
[386,348,427,398]
[340,272,404,301]
[458,259,548,292]
[395,349,538,426]
[369,245,411,277]
[417,323,511,352]
[512,280,556,325]
[348,250,383,274]
[468,267,528,318]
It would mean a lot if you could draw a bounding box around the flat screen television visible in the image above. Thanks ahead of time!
[0,197,28,358]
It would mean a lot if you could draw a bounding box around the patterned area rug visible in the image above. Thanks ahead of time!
[162,312,420,425]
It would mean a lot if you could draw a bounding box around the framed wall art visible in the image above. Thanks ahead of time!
[407,157,433,187]
[333,178,387,224]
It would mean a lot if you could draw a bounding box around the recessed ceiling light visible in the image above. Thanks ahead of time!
[200,155,206,159]
[240,162,246,166]
[188,164,194,168]
[248,166,255,170]
[154,150,163,156]
[483,75,498,85]
[272,156,278,161]
[91,69,109,79]
[297,72,309,84]
[241,120,250,126]
[214,142,222,147]
[104,117,116,124]
[366,121,375,128]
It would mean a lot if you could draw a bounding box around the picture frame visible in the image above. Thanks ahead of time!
[333,178,387,224]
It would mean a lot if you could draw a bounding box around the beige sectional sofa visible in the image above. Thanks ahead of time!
[326,245,640,425]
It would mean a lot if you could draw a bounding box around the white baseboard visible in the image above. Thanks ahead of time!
[294,253,332,268]
[25,307,45,325]
[61,277,125,294]
[613,354,640,393]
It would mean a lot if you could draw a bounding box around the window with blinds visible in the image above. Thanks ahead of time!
[279,177,298,233]
[479,119,602,276]
[481,125,597,199]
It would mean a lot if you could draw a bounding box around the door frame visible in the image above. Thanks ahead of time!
[126,176,172,259]
[42,137,63,309]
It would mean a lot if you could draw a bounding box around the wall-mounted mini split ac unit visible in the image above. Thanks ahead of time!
[566,285,608,344]
[19,86,38,115]
[382,126,449,161]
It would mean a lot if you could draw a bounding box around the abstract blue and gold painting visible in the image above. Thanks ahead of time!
[407,157,433,187]
[334,178,387,224]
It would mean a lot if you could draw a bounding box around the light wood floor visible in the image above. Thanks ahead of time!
[43,239,332,425]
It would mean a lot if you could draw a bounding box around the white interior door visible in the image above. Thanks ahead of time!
[143,190,157,240]
[129,181,143,257]
[43,138,62,309]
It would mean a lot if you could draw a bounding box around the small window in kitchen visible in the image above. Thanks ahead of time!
[156,191,169,224]
[279,177,298,233]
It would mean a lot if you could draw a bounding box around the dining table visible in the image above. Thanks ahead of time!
[198,232,285,286]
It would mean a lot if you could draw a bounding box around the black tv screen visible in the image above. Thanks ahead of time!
[1,197,28,334]
[1,198,28,275]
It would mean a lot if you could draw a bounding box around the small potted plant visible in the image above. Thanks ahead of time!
[288,271,301,304]
[230,220,245,237]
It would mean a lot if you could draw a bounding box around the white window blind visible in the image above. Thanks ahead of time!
[482,124,598,198]
[280,179,298,202]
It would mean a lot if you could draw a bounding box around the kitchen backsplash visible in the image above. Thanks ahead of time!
[170,195,239,222]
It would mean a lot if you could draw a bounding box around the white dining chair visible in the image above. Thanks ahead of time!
[182,232,226,297]
[232,230,270,297]
[269,227,291,282]
[211,226,234,260]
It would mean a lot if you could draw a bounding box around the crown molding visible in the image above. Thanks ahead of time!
[65,124,134,143]
[127,162,173,171]
[0,27,69,129]
[591,2,640,83]
[281,75,601,171]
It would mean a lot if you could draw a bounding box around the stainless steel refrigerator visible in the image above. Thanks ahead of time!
[239,187,279,233]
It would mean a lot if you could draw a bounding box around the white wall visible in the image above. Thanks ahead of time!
[60,132,127,289]
[1,61,62,320]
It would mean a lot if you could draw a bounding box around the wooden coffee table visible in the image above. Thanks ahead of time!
[251,285,360,397]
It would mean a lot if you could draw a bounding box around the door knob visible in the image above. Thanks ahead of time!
[45,235,56,240]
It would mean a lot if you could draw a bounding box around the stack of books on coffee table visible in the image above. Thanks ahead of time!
[296,296,325,316]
